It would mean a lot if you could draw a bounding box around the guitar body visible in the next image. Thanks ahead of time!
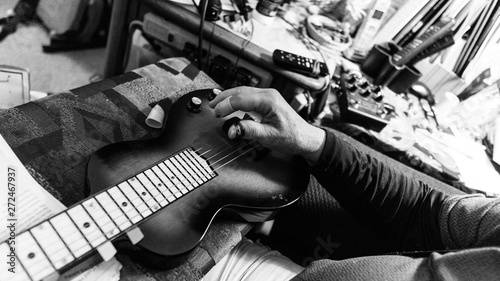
[86,89,309,263]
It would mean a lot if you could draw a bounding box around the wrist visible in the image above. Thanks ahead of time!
[299,125,326,164]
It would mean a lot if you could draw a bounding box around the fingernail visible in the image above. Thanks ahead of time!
[228,126,236,139]
[232,123,245,138]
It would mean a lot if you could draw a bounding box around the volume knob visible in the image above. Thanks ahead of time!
[208,88,222,101]
[187,97,202,113]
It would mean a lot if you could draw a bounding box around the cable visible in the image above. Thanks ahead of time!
[277,14,330,78]
[198,0,210,70]
[121,20,144,72]
[230,19,255,80]
[206,23,216,71]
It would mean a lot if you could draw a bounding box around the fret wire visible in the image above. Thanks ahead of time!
[176,153,203,185]
[138,172,167,202]
[28,229,58,271]
[68,205,106,248]
[171,156,193,187]
[129,176,159,208]
[118,182,149,220]
[171,155,192,183]
[184,149,212,180]
[156,162,181,197]
[165,158,186,183]
[181,151,207,182]
[173,155,197,187]
[1,242,32,281]
[190,149,215,176]
[127,177,160,213]
[108,186,144,222]
[180,151,202,179]
[91,195,122,235]
[164,159,189,194]
[150,166,177,202]
[139,174,165,212]
[49,213,92,259]
[17,231,56,280]
[96,191,132,231]
[83,198,121,239]
[30,221,74,270]
[80,201,108,241]
[142,170,170,206]
[57,211,94,256]
[123,179,157,215]
[159,161,184,198]
[48,220,76,261]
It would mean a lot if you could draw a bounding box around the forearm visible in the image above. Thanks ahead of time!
[309,129,447,251]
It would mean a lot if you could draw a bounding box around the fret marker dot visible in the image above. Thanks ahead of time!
[130,178,135,181]
[158,183,162,187]
[142,192,147,196]
[122,202,128,207]
[28,253,35,259]
[83,222,91,228]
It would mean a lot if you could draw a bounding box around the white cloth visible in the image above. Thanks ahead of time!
[203,238,304,281]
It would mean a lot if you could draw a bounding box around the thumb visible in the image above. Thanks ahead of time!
[237,119,266,141]
[225,118,266,142]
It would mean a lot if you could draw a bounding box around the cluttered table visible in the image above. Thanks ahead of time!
[102,0,500,196]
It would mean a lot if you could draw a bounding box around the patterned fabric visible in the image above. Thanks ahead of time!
[0,58,214,206]
[0,58,250,280]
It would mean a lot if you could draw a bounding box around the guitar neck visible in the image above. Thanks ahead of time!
[2,147,216,281]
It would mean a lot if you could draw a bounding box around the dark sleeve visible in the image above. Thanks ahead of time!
[309,129,448,251]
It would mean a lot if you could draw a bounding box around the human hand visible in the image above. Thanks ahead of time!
[208,87,326,163]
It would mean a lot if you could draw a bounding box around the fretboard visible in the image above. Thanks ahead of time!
[1,147,216,281]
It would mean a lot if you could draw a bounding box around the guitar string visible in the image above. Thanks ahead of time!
[31,147,260,267]
[197,139,257,163]
[202,139,260,170]
[212,144,259,171]
[199,138,258,165]
[194,138,247,158]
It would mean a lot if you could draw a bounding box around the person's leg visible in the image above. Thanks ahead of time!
[202,238,304,281]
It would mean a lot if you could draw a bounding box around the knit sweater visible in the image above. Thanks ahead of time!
[292,129,500,281]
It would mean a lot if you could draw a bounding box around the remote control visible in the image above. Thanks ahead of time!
[392,17,455,67]
[272,49,329,78]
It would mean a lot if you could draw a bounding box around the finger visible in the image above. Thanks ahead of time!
[214,96,236,117]
[227,119,265,142]
[212,87,275,118]
[209,87,242,108]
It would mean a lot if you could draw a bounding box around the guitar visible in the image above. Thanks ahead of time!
[2,89,310,281]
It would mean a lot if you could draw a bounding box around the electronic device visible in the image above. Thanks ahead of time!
[336,71,395,132]
[392,17,455,67]
[344,0,391,61]
[197,0,222,21]
[141,13,272,89]
[272,49,329,78]
[408,32,454,65]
